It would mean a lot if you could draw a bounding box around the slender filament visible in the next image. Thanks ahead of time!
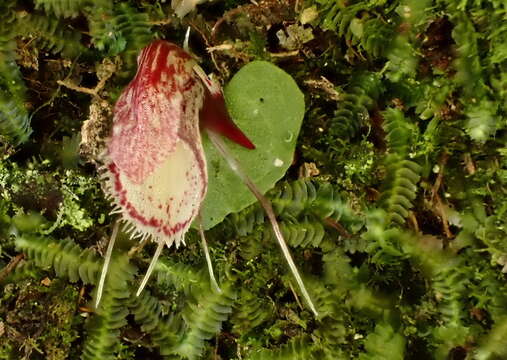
[198,214,222,293]
[184,27,191,53]
[136,241,165,296]
[96,220,120,308]
[206,129,318,316]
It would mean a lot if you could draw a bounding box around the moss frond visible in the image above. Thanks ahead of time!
[275,218,326,248]
[358,322,405,360]
[249,336,316,360]
[0,93,32,145]
[129,289,184,355]
[231,288,275,333]
[464,100,498,143]
[431,269,471,357]
[0,28,32,145]
[270,179,357,223]
[81,254,136,360]
[15,235,100,284]
[475,316,507,360]
[329,72,383,141]
[172,284,236,359]
[34,0,89,18]
[87,2,153,61]
[311,280,347,347]
[154,258,208,298]
[231,179,361,240]
[378,157,421,226]
[20,14,84,58]
[319,1,399,60]
[382,108,417,156]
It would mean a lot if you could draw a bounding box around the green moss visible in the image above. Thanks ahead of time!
[1,0,507,358]
[0,279,80,360]
[39,281,81,360]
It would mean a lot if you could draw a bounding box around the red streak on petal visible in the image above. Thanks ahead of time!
[200,89,256,150]
[137,40,192,87]
[150,43,171,84]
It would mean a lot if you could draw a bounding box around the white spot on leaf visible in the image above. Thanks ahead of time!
[273,158,284,167]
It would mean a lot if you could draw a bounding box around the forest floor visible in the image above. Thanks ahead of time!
[1,0,507,359]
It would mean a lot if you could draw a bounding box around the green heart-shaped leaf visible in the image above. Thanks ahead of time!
[199,61,305,229]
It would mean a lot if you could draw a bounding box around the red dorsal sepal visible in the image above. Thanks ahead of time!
[193,64,255,150]
[200,88,256,150]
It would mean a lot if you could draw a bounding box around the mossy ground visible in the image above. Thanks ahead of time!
[1,0,507,359]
